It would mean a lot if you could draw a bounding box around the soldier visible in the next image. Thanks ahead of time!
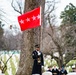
[52,65,59,75]
[47,66,52,72]
[60,66,67,75]
[32,44,44,75]
[72,65,76,72]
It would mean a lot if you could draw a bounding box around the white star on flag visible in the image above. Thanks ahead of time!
[37,14,40,19]
[26,18,30,22]
[32,16,36,20]
[20,19,24,24]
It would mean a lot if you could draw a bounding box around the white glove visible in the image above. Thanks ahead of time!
[37,51,41,55]
[42,66,44,68]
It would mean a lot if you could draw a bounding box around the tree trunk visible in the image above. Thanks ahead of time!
[16,0,45,75]
[56,56,63,68]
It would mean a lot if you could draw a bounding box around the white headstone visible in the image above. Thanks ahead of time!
[0,73,5,75]
[67,72,76,75]
[42,72,52,75]
[32,74,40,75]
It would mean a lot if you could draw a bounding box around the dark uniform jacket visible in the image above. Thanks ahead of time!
[52,68,59,75]
[60,69,67,75]
[32,50,44,75]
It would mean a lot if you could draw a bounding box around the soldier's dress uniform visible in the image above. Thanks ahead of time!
[52,68,59,75]
[60,69,67,75]
[32,50,44,75]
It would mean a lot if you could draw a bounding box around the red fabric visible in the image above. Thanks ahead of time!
[18,7,41,31]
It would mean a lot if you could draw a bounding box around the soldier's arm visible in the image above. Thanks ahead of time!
[32,51,39,59]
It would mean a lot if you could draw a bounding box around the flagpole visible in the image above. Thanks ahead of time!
[40,5,45,72]
[40,6,41,26]
[40,6,43,52]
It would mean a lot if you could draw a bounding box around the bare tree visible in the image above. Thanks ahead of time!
[3,30,22,50]
[11,0,24,14]
[40,0,64,67]
[0,21,4,50]
[11,0,64,69]
[11,0,45,75]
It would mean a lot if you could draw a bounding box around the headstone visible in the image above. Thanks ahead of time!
[0,73,5,75]
[67,72,76,75]
[42,72,52,75]
[32,74,40,75]
[7,68,12,75]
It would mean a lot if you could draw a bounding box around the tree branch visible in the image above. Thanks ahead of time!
[11,0,22,14]
[1,51,15,73]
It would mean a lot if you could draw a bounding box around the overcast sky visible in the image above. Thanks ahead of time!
[0,0,23,30]
[0,0,76,28]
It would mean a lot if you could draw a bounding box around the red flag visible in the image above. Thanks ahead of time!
[18,7,41,31]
